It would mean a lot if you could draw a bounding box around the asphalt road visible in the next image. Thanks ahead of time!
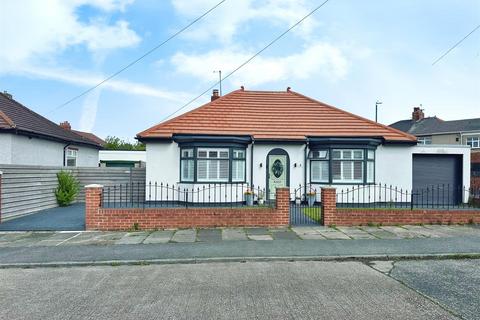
[391,259,480,320]
[0,261,456,320]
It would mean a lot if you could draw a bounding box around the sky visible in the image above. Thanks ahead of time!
[0,0,479,141]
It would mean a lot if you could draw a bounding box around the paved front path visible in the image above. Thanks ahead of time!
[0,261,456,320]
[1,225,478,247]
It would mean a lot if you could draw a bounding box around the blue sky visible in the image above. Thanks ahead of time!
[1,0,479,141]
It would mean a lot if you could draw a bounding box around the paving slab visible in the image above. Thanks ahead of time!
[222,229,248,241]
[248,235,273,241]
[245,228,270,235]
[115,232,150,245]
[336,227,376,239]
[143,231,174,244]
[31,232,81,246]
[401,225,444,238]
[369,231,401,240]
[380,226,424,239]
[296,233,326,240]
[171,229,196,243]
[0,232,55,247]
[318,231,351,240]
[197,229,222,242]
[291,227,318,235]
[369,260,394,274]
[271,231,299,240]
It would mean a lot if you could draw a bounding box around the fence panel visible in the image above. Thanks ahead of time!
[0,164,145,220]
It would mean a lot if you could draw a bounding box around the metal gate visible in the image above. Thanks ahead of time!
[289,185,322,225]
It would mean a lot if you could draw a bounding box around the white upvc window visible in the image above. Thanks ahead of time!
[309,150,329,183]
[466,137,480,149]
[66,148,78,167]
[332,149,364,183]
[197,148,229,182]
[180,148,194,182]
[232,149,246,182]
[417,136,432,145]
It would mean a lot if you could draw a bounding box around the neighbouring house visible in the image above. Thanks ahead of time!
[0,91,102,166]
[390,107,480,186]
[137,87,470,201]
[99,150,146,167]
[59,121,106,147]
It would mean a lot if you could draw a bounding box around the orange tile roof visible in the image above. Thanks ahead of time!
[138,88,417,142]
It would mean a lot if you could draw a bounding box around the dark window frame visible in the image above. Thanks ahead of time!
[179,146,247,183]
[309,147,376,185]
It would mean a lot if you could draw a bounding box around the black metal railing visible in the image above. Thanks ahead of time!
[336,184,480,210]
[101,182,270,208]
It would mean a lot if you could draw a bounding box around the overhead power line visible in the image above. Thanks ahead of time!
[160,0,331,123]
[432,23,480,66]
[50,0,228,113]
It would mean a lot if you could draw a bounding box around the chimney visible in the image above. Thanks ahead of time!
[59,121,71,130]
[412,106,424,121]
[211,89,220,101]
[2,91,12,99]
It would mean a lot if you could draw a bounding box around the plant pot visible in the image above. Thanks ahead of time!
[258,198,264,205]
[245,194,254,206]
[307,194,316,206]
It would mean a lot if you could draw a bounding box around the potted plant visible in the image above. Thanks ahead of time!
[306,190,316,206]
[244,189,254,206]
[257,190,265,205]
[295,195,301,205]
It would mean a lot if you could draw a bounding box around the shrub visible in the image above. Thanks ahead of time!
[55,171,80,206]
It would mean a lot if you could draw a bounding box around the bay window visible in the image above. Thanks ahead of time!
[180,147,246,183]
[309,148,375,184]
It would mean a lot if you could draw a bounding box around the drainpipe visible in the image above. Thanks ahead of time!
[63,143,71,166]
[250,137,255,188]
[304,139,308,197]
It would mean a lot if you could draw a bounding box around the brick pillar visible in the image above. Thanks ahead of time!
[0,171,2,223]
[85,184,103,230]
[275,187,290,225]
[321,187,336,226]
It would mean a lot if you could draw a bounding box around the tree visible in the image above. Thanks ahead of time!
[103,136,146,151]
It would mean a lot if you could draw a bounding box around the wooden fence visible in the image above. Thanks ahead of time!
[0,165,145,220]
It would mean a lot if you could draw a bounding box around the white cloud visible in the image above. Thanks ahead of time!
[171,42,349,86]
[171,0,319,43]
[9,65,191,103]
[0,0,140,69]
[79,88,102,132]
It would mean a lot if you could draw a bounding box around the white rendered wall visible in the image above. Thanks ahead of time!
[1,134,98,166]
[72,144,99,167]
[146,141,179,185]
[0,133,12,164]
[99,150,146,162]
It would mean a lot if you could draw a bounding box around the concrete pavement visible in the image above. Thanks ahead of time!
[0,261,457,320]
[1,224,478,247]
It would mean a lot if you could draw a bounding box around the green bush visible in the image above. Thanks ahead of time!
[55,171,80,206]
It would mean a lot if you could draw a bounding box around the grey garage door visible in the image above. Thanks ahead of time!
[412,154,462,205]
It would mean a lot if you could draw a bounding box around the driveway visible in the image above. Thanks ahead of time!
[0,204,85,231]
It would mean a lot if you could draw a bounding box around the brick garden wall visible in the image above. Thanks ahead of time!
[321,187,480,226]
[85,186,290,231]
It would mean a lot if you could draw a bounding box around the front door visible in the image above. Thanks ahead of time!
[267,149,289,200]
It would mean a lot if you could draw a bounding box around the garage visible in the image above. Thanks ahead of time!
[412,154,463,205]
